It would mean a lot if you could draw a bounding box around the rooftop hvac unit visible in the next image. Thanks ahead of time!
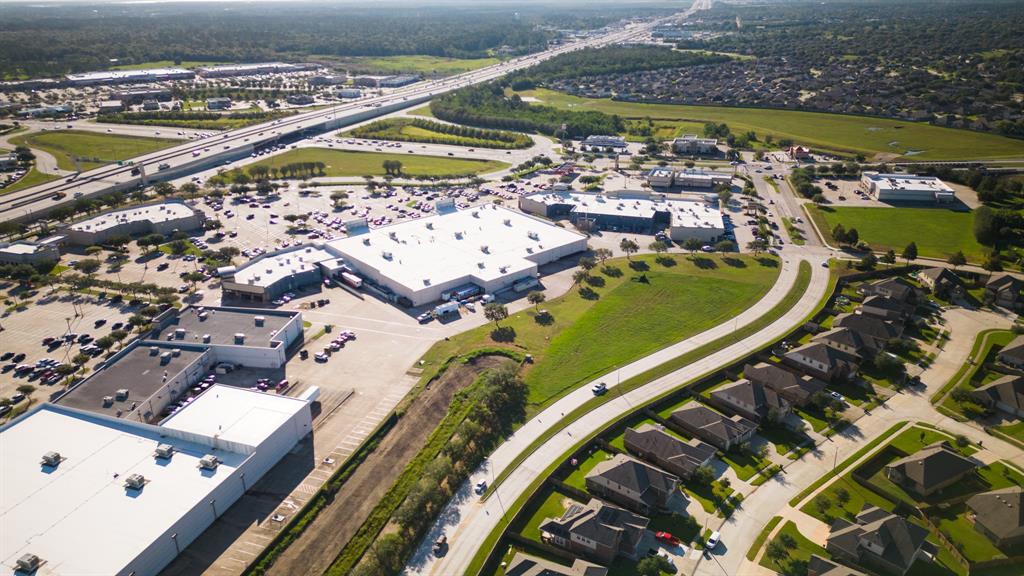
[155,444,174,459]
[198,311,208,320]
[471,211,479,218]
[478,261,485,269]
[527,231,539,240]
[363,237,371,245]
[389,231,397,240]
[160,352,171,364]
[503,219,511,226]
[426,222,433,229]
[480,245,489,253]
[102,396,114,407]
[499,266,508,273]
[115,389,129,401]
[454,231,463,239]
[526,247,534,254]
[234,333,245,344]
[125,473,146,490]
[171,348,181,357]
[199,455,220,470]
[174,328,186,339]
[41,451,61,467]
[149,346,160,356]
[203,334,211,343]
[254,316,265,327]
[381,251,393,260]
[16,553,40,572]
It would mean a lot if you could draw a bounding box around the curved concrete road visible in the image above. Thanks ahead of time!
[405,253,831,575]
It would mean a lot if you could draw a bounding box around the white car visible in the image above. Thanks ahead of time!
[474,479,487,494]
[705,531,720,551]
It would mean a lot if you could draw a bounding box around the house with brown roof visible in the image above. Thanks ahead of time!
[860,295,909,322]
[783,341,859,382]
[813,327,876,359]
[539,498,649,564]
[832,312,903,348]
[584,453,679,515]
[918,267,964,298]
[505,552,608,576]
[744,362,827,407]
[966,486,1024,548]
[862,277,918,306]
[826,505,935,576]
[807,555,867,576]
[667,404,757,451]
[970,375,1024,419]
[884,441,978,497]
[709,378,791,423]
[997,335,1024,369]
[986,274,1023,310]
[624,424,716,480]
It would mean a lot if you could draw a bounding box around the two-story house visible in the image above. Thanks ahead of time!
[826,505,935,576]
[623,424,716,480]
[539,498,649,564]
[783,341,859,382]
[709,378,791,423]
[667,404,757,451]
[743,362,827,407]
[885,441,977,497]
[584,454,679,515]
[986,274,1023,310]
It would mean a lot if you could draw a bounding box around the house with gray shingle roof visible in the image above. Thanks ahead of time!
[832,312,903,348]
[539,498,649,564]
[743,362,828,407]
[970,375,1024,419]
[584,453,679,515]
[783,341,859,382]
[986,274,1023,310]
[884,441,977,497]
[918,267,964,298]
[667,404,757,451]
[966,486,1024,548]
[624,423,716,480]
[505,552,608,576]
[813,327,875,359]
[709,378,791,423]
[826,505,935,576]
[997,335,1024,369]
[807,555,867,576]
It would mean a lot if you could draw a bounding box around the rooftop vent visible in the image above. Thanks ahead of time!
[171,348,181,357]
[454,231,463,239]
[234,333,245,344]
[115,389,129,401]
[102,396,114,407]
[155,444,174,459]
[199,455,220,470]
[125,473,146,490]
[527,231,539,240]
[471,211,479,218]
[363,238,371,246]
[16,553,40,573]
[203,334,211,343]
[480,245,489,254]
[426,222,434,230]
[174,328,186,339]
[41,451,61,467]
[503,218,511,226]
[254,316,265,327]
[149,346,160,356]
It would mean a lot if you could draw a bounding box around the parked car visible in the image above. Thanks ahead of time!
[706,531,721,551]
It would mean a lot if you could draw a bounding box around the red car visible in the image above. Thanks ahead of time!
[655,531,680,545]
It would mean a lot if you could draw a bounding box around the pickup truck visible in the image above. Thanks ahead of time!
[157,163,171,171]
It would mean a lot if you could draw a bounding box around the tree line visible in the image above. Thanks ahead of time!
[350,118,533,149]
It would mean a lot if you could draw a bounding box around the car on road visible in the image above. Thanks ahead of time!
[829,391,846,403]
[592,382,607,395]
[474,479,487,494]
[705,531,720,551]
[432,535,447,556]
[655,531,680,545]
[314,352,328,362]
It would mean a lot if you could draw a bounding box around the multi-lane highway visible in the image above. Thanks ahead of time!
[0,18,666,224]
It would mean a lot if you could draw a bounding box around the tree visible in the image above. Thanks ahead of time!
[73,259,101,275]
[168,239,190,255]
[16,384,35,396]
[593,247,613,263]
[715,239,735,252]
[578,256,596,271]
[881,249,897,264]
[860,253,878,270]
[692,464,715,485]
[683,237,702,255]
[983,250,1004,272]
[619,238,639,259]
[718,188,732,207]
[182,271,205,291]
[747,238,767,255]
[637,555,672,576]
[814,494,832,515]
[835,487,850,507]
[483,303,508,326]
[901,242,918,264]
[832,223,847,244]
[766,540,789,564]
[153,182,176,197]
[947,251,967,270]
[369,533,405,574]
[527,290,546,309]
[846,228,859,246]
[179,182,200,196]
[572,269,590,285]
[648,240,668,255]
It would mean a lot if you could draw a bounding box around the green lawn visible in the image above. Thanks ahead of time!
[683,480,734,515]
[993,420,1024,446]
[939,330,1015,419]
[407,105,435,118]
[418,254,781,410]
[109,59,225,70]
[10,130,184,172]
[801,474,895,523]
[522,88,1024,161]
[935,505,1006,562]
[235,148,508,179]
[807,205,989,262]
[718,449,770,482]
[758,521,830,574]
[344,117,531,149]
[344,55,498,76]
[889,425,976,456]
[562,449,614,491]
[1,166,60,194]
[518,490,577,542]
[747,516,783,561]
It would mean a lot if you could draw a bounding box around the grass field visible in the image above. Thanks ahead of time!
[418,253,780,410]
[521,88,1024,161]
[97,110,296,131]
[806,205,988,262]
[239,148,509,178]
[1,167,60,194]
[109,59,225,70]
[344,117,531,149]
[11,130,184,172]
[342,55,498,76]
[758,521,830,574]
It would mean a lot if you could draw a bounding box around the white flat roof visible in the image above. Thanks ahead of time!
[69,202,195,233]
[0,242,40,255]
[327,205,586,289]
[197,62,294,73]
[0,405,247,576]
[161,385,309,447]
[863,172,955,194]
[66,67,191,82]
[525,191,723,229]
[230,244,337,289]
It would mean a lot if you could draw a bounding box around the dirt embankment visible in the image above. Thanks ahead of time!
[267,355,513,576]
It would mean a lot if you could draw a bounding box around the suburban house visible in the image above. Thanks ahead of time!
[966,487,1024,548]
[744,362,828,407]
[860,295,910,322]
[807,555,867,576]
[826,505,935,576]
[998,335,1024,368]
[969,375,1024,419]
[918,267,965,298]
[623,424,716,480]
[709,378,791,423]
[884,441,978,497]
[584,453,679,515]
[986,274,1023,310]
[832,312,903,347]
[505,552,608,576]
[539,498,649,564]
[813,327,876,359]
[667,404,757,451]
[862,277,918,306]
[783,341,859,382]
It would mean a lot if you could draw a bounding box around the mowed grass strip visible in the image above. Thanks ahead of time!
[522,88,1024,161]
[244,148,509,178]
[346,55,498,75]
[1,167,60,194]
[807,205,988,262]
[11,130,184,172]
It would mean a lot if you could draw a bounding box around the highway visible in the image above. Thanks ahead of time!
[0,17,668,224]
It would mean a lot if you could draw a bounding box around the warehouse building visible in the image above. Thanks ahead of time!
[0,236,62,265]
[196,62,317,78]
[672,168,733,189]
[63,200,206,245]
[206,97,232,110]
[308,74,346,86]
[65,67,194,86]
[0,385,312,576]
[673,135,719,155]
[221,244,340,303]
[56,306,304,423]
[379,74,420,88]
[286,94,315,105]
[519,190,724,242]
[581,135,628,151]
[335,88,363,99]
[860,172,956,203]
